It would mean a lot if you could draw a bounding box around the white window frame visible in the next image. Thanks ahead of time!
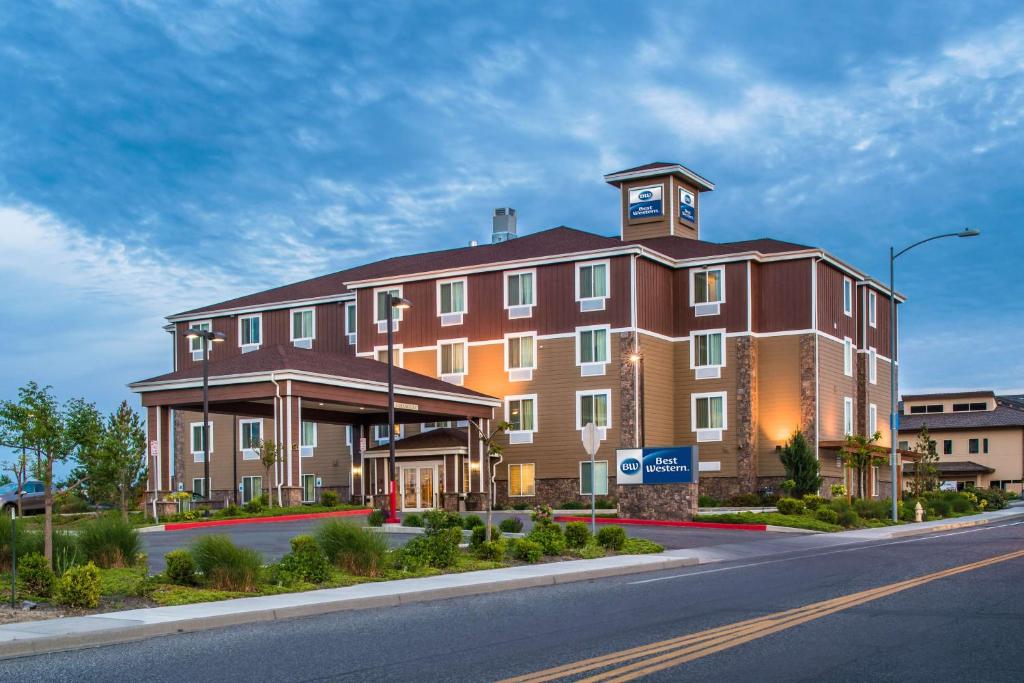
[843,277,853,317]
[300,420,317,457]
[437,338,469,385]
[508,463,536,497]
[690,266,726,316]
[436,277,467,326]
[504,268,536,319]
[505,394,538,444]
[301,473,316,503]
[690,329,726,379]
[290,307,316,347]
[374,344,404,368]
[346,425,353,447]
[192,477,209,499]
[239,418,262,460]
[843,397,854,436]
[240,475,262,504]
[344,302,357,346]
[190,421,213,462]
[869,403,878,436]
[576,389,612,437]
[238,313,262,352]
[576,324,610,376]
[691,391,727,442]
[869,347,877,385]
[843,337,853,377]
[504,331,537,382]
[868,290,877,328]
[575,259,610,311]
[579,460,609,496]
[373,286,404,333]
[188,320,212,360]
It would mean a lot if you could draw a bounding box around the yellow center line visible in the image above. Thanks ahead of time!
[501,548,1024,683]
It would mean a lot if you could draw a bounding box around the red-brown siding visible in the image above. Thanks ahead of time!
[817,261,857,340]
[755,259,813,333]
[673,261,748,336]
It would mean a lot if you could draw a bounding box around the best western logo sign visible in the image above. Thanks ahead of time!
[679,188,696,223]
[628,184,663,219]
[616,447,699,485]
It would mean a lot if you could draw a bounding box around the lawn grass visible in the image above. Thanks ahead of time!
[695,511,844,532]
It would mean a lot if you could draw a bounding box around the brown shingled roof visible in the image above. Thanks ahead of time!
[902,461,995,475]
[365,427,468,453]
[635,236,814,259]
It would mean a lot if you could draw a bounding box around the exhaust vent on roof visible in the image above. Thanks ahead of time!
[492,207,517,244]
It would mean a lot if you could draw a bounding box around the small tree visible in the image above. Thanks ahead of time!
[251,438,280,507]
[79,401,147,521]
[778,430,821,497]
[909,426,940,496]
[842,431,885,499]
[3,451,29,517]
[468,420,511,542]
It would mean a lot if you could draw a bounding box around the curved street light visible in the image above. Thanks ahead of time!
[386,295,412,523]
[183,327,226,501]
[889,228,980,521]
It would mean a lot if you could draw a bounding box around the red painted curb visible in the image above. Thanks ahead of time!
[164,508,373,531]
[553,516,768,531]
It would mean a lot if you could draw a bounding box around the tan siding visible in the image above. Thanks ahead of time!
[818,336,858,443]
[639,334,675,447]
[672,338,739,477]
[756,336,803,477]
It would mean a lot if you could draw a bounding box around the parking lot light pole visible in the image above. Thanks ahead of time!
[386,294,412,524]
[184,327,226,501]
[889,228,979,521]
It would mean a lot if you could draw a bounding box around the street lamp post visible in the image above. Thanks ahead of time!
[889,228,979,521]
[184,327,226,501]
[385,294,412,524]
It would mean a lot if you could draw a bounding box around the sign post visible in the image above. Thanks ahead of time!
[581,423,602,534]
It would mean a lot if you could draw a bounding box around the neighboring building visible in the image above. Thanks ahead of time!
[131,161,901,519]
[899,391,1024,494]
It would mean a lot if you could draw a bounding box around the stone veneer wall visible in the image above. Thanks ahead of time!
[856,353,868,436]
[698,477,742,500]
[735,336,759,493]
[493,478,615,509]
[617,483,698,520]
[798,334,817,449]
[618,332,638,449]
[173,411,186,494]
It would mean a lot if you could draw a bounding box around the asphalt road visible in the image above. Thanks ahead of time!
[8,518,1024,681]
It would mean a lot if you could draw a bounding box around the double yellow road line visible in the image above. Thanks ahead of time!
[500,548,1024,683]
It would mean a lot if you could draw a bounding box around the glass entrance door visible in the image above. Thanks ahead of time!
[419,467,434,510]
[399,465,438,511]
[403,468,418,510]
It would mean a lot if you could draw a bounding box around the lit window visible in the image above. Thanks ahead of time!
[694,332,724,367]
[507,334,535,370]
[578,327,609,365]
[580,460,609,495]
[506,396,537,433]
[291,308,315,341]
[843,277,853,316]
[438,279,466,315]
[692,268,724,305]
[577,262,608,300]
[694,393,726,430]
[375,347,403,366]
[239,315,261,347]
[508,463,535,497]
[439,341,467,376]
[577,390,611,429]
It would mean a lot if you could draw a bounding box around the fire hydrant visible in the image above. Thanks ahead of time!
[914,501,924,523]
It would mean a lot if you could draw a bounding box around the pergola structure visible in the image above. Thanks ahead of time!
[130,345,500,509]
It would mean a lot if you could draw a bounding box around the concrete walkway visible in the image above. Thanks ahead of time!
[1,504,1021,660]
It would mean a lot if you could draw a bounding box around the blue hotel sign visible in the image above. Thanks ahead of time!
[679,188,696,223]
[616,447,698,485]
[628,185,663,219]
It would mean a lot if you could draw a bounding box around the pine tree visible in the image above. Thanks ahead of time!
[910,426,940,496]
[778,430,821,497]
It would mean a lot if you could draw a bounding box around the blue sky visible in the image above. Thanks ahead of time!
[1,0,1022,427]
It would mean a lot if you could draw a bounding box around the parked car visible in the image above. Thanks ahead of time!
[0,480,46,513]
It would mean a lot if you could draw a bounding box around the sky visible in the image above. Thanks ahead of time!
[1,0,1022,430]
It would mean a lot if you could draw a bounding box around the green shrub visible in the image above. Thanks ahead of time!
[78,515,142,568]
[596,525,626,551]
[558,501,586,510]
[54,493,90,514]
[802,495,825,511]
[219,503,240,518]
[828,500,861,528]
[776,498,805,515]
[853,498,892,520]
[17,552,55,597]
[403,527,462,569]
[461,514,484,530]
[951,494,973,513]
[0,523,43,572]
[498,517,523,533]
[164,549,197,586]
[276,535,331,585]
[401,513,423,528]
[974,488,1009,511]
[366,509,386,527]
[190,535,263,591]
[54,562,101,608]
[423,509,461,533]
[512,503,530,511]
[530,505,553,523]
[727,493,762,507]
[621,538,664,554]
[470,525,502,547]
[528,524,566,556]
[243,496,265,514]
[510,538,542,563]
[698,495,721,507]
[320,490,339,508]
[52,532,81,577]
[564,522,591,549]
[316,521,389,576]
[595,498,617,510]
[474,539,506,562]
[815,508,839,524]
[571,542,606,559]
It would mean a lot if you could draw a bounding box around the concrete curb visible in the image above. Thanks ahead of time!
[886,511,1024,539]
[0,554,696,661]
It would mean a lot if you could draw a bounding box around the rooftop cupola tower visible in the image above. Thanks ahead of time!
[604,162,715,241]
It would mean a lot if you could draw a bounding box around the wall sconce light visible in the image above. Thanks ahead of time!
[352,466,362,476]
[470,461,480,471]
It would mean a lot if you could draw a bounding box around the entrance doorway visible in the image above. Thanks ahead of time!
[398,463,440,511]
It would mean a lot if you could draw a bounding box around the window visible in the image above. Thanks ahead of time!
[969,438,979,454]
[374,287,403,331]
[869,348,877,384]
[290,308,315,344]
[438,340,467,383]
[300,421,317,456]
[843,338,853,377]
[577,390,611,430]
[983,438,989,454]
[192,478,209,499]
[693,392,727,442]
[301,474,316,503]
[910,404,944,414]
[374,423,400,442]
[188,320,212,358]
[437,278,467,325]
[508,463,535,497]
[375,346,403,367]
[190,422,212,462]
[240,419,262,460]
[462,456,471,493]
[241,476,262,504]
[868,291,877,327]
[345,302,357,345]
[943,439,953,455]
[577,326,609,375]
[691,267,725,305]
[843,277,853,316]
[505,269,535,317]
[872,466,879,496]
[239,314,261,349]
[952,402,988,412]
[580,460,609,496]
[505,395,537,444]
[423,420,454,430]
[869,404,878,435]
[505,333,536,380]
[898,440,910,450]
[692,330,724,379]
[576,261,609,311]
[843,398,853,436]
